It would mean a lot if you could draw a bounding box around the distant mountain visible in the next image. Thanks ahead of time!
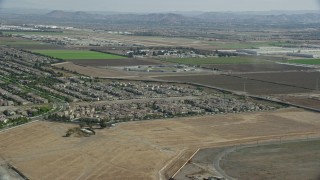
[44,10,194,25]
[2,9,320,28]
[46,10,105,20]
[197,12,320,24]
[111,13,194,24]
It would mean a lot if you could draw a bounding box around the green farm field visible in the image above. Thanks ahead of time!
[162,57,270,65]
[32,50,126,60]
[287,59,320,65]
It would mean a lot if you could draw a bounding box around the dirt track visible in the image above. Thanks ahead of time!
[0,108,319,180]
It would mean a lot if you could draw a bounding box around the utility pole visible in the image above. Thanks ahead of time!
[316,77,319,91]
[243,78,247,93]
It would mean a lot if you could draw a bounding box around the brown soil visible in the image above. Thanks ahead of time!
[240,72,320,90]
[0,109,319,180]
[278,95,320,110]
[209,64,311,72]
[70,58,160,67]
[155,74,311,95]
[52,62,133,78]
[221,140,320,180]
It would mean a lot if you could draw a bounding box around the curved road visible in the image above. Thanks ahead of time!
[212,137,320,180]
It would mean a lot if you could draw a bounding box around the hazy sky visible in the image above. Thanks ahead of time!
[2,0,320,12]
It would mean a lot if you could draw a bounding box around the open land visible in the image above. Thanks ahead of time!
[161,57,270,65]
[0,37,59,49]
[33,50,125,60]
[221,140,320,180]
[1,31,64,36]
[155,74,311,95]
[0,109,320,180]
[239,72,320,90]
[209,63,312,72]
[71,58,161,67]
[277,95,320,110]
[52,62,132,78]
[1,14,320,180]
[176,138,320,180]
[68,32,294,50]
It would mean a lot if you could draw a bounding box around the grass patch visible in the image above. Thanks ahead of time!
[162,57,270,65]
[32,50,125,60]
[287,59,320,65]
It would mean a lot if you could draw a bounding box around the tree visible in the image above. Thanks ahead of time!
[128,52,134,58]
[79,122,86,128]
[99,120,107,129]
[152,51,157,56]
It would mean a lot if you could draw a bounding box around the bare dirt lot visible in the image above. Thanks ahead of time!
[277,95,320,110]
[209,63,312,72]
[70,58,161,67]
[52,62,134,78]
[0,37,61,50]
[0,109,319,180]
[156,74,311,95]
[239,72,320,90]
[221,140,320,180]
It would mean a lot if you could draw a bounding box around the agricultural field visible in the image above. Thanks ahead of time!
[0,109,319,180]
[206,41,292,49]
[161,57,270,65]
[239,72,320,90]
[155,74,311,95]
[221,140,320,180]
[71,58,160,67]
[52,62,132,78]
[209,63,312,72]
[0,37,58,49]
[1,31,64,36]
[277,95,320,110]
[33,50,125,60]
[85,33,290,50]
[287,59,320,65]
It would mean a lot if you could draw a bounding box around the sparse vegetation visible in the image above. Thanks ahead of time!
[0,117,31,129]
[162,57,270,65]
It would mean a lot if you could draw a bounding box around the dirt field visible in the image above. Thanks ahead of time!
[239,72,320,90]
[221,140,320,180]
[209,63,312,72]
[155,74,311,95]
[0,37,60,49]
[70,58,161,67]
[0,109,320,180]
[52,62,134,78]
[278,95,320,110]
